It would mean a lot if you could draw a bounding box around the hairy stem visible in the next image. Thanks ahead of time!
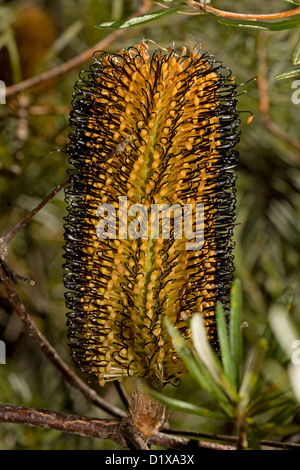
[129,375,166,441]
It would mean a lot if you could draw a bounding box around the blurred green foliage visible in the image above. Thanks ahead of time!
[0,0,299,449]
[154,281,300,449]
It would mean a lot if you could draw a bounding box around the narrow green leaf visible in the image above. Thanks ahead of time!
[95,6,185,30]
[270,305,300,402]
[249,388,294,416]
[257,423,300,436]
[275,67,300,79]
[262,325,288,364]
[215,302,234,388]
[269,305,299,357]
[165,318,214,391]
[217,15,300,31]
[288,363,300,402]
[282,0,300,5]
[0,28,22,83]
[41,20,83,66]
[191,314,224,384]
[292,36,300,64]
[238,339,268,412]
[147,389,227,421]
[229,279,243,390]
[191,314,238,401]
[165,318,219,393]
[165,319,234,417]
[261,358,292,391]
[276,286,296,311]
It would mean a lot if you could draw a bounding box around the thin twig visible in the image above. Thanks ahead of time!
[150,431,236,450]
[263,120,300,154]
[256,31,300,157]
[114,382,130,410]
[0,260,126,419]
[190,1,300,20]
[29,105,71,116]
[164,427,239,443]
[3,180,69,247]
[256,33,270,119]
[0,180,69,284]
[5,0,152,98]
[164,427,300,450]
[154,1,201,15]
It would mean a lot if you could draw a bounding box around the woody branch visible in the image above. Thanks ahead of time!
[0,404,236,450]
[188,1,300,20]
[5,0,152,98]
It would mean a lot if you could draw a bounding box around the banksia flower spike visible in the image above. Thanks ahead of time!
[63,42,240,439]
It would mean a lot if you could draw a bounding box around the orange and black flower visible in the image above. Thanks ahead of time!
[63,42,240,388]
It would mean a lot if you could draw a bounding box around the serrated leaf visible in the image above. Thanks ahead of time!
[217,15,300,31]
[275,67,300,79]
[95,6,185,30]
